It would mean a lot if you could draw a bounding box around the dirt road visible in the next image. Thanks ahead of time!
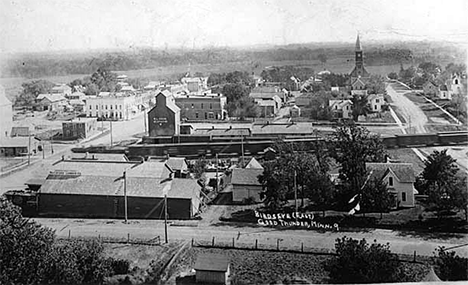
[37,218,468,258]
[386,82,428,134]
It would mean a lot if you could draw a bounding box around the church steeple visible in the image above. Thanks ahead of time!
[349,33,370,80]
[355,34,362,51]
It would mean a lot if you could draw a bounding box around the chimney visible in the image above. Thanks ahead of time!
[229,125,232,129]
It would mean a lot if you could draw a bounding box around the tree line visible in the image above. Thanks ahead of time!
[3,46,416,79]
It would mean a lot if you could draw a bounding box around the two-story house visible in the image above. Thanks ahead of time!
[329,99,353,119]
[366,162,417,208]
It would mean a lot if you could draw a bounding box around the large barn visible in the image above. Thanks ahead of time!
[38,159,201,219]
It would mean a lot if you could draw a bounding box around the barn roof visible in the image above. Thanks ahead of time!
[194,254,229,272]
[231,168,263,186]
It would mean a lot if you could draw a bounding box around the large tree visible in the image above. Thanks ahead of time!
[351,95,371,121]
[258,162,289,211]
[361,177,393,218]
[330,122,387,194]
[325,237,400,283]
[14,80,55,107]
[418,149,467,217]
[90,67,118,93]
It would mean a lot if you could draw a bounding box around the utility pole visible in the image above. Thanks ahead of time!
[42,142,45,159]
[215,153,219,192]
[28,131,31,165]
[123,171,128,223]
[110,120,113,147]
[164,194,168,243]
[241,135,245,167]
[143,108,147,135]
[294,170,298,221]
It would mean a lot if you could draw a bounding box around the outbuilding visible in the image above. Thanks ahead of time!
[194,254,230,284]
[231,168,263,203]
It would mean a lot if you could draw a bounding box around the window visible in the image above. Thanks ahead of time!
[191,104,194,108]
[195,112,199,118]
[115,105,118,110]
[210,103,213,109]
[96,105,98,109]
[208,112,214,119]
[402,192,406,202]
[201,103,204,109]
[89,105,92,109]
[105,105,108,110]
[119,105,122,110]
[204,112,208,119]
[110,105,113,109]
[389,177,393,186]
[374,105,377,110]
[455,79,459,84]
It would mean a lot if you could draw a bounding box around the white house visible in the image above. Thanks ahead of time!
[329,99,353,119]
[367,94,384,112]
[366,162,417,208]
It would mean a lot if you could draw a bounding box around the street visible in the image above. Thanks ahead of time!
[37,217,468,257]
[386,82,428,134]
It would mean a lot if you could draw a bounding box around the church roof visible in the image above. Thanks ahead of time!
[355,34,362,51]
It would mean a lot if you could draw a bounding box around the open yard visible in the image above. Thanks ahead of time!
[174,247,430,285]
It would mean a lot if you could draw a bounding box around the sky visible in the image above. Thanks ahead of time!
[1,0,467,53]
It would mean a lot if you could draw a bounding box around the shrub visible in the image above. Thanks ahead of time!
[433,247,468,281]
[110,258,131,275]
[325,237,400,283]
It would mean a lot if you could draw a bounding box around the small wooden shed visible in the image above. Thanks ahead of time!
[194,253,230,284]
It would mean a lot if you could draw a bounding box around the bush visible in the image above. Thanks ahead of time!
[325,237,400,283]
[433,247,468,281]
[110,258,131,275]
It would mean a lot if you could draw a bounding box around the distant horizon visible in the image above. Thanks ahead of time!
[2,0,467,54]
[2,37,466,57]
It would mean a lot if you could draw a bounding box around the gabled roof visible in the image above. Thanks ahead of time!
[194,254,229,272]
[192,128,251,137]
[439,85,449,91]
[367,94,384,101]
[0,136,34,147]
[36,94,66,102]
[329,99,352,109]
[154,91,180,114]
[166,157,188,171]
[231,168,263,186]
[245,157,263,169]
[366,162,415,183]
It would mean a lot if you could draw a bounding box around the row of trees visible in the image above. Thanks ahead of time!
[0,197,129,284]
[258,123,468,219]
[14,68,122,108]
[326,236,468,283]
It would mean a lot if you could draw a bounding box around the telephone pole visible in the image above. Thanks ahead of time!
[215,153,219,192]
[164,194,168,243]
[123,171,128,223]
[110,121,113,147]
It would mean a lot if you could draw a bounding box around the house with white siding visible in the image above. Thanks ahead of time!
[366,162,417,208]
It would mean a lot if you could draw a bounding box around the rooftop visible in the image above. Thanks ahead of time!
[366,162,415,183]
[231,168,263,186]
[194,254,230,272]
